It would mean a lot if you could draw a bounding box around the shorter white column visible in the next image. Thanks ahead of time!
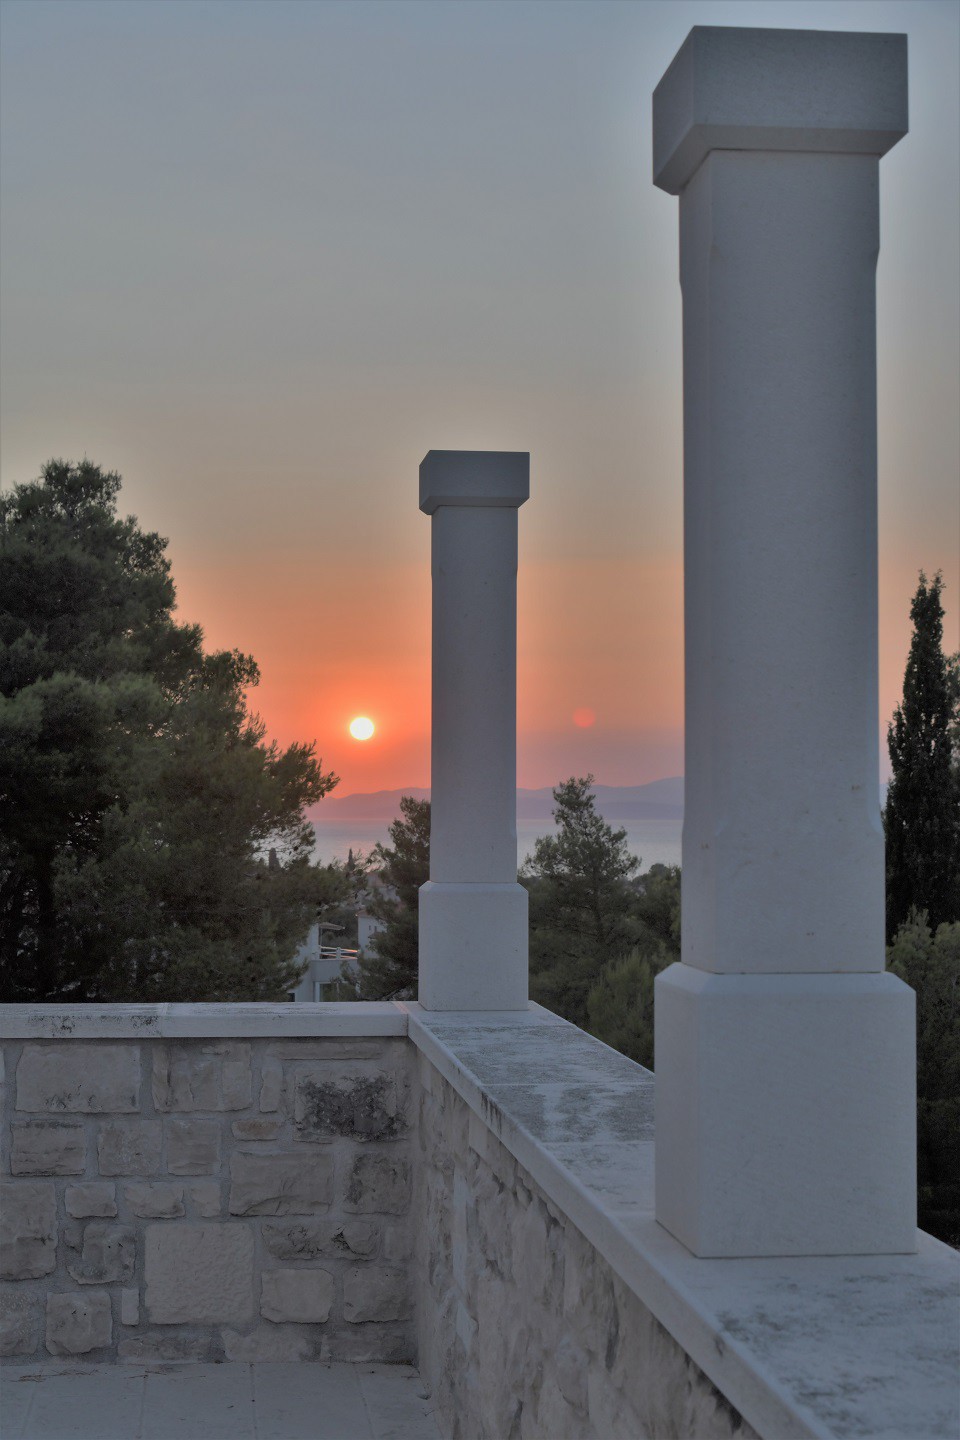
[418,451,529,1011]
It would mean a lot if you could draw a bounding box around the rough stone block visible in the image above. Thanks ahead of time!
[153,1041,251,1111]
[165,1117,221,1174]
[97,1120,162,1175]
[556,1336,589,1415]
[344,1153,411,1214]
[62,1220,84,1252]
[222,1324,319,1362]
[332,1324,414,1365]
[259,1058,283,1113]
[340,1220,380,1258]
[261,1218,379,1261]
[188,1182,221,1218]
[293,1064,408,1143]
[46,1291,112,1355]
[268,1040,388,1060]
[0,1287,40,1356]
[17,1043,139,1113]
[144,1222,254,1325]
[229,1152,334,1216]
[231,1116,284,1141]
[119,1330,223,1363]
[417,1051,436,1097]
[455,1298,476,1352]
[11,1120,85,1176]
[66,1223,136,1284]
[65,1182,118,1218]
[261,1267,334,1323]
[382,1221,412,1262]
[343,1266,409,1323]
[125,1182,184,1218]
[467,1110,516,1188]
[121,1288,139,1325]
[0,1182,57,1279]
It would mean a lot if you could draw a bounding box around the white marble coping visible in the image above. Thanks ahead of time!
[402,1002,960,1440]
[0,1002,407,1039]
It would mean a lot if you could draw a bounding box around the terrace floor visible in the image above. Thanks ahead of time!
[0,1361,441,1440]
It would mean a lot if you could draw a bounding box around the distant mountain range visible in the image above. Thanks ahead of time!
[309,773,890,825]
[309,777,685,823]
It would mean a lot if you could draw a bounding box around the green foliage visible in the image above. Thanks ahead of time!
[316,849,369,951]
[342,797,430,1000]
[585,943,671,1070]
[522,776,641,1028]
[885,573,960,939]
[585,863,680,1070]
[0,459,338,1001]
[887,912,960,1246]
[631,862,681,953]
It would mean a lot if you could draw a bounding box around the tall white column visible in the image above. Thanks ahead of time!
[652,28,917,1256]
[418,451,529,1011]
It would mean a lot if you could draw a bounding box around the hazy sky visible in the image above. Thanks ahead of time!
[2,0,957,794]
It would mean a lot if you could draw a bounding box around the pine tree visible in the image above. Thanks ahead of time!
[0,459,339,1001]
[887,913,960,1246]
[344,797,430,1000]
[884,573,960,939]
[522,776,641,1027]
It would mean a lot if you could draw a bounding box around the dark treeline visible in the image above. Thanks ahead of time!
[884,573,960,1245]
[0,461,349,1002]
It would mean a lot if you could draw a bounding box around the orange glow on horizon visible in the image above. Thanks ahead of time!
[170,545,957,795]
[172,550,690,793]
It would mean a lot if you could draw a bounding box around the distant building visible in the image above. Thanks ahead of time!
[288,922,356,1002]
[358,909,386,956]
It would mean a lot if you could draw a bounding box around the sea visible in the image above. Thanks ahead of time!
[311,817,682,872]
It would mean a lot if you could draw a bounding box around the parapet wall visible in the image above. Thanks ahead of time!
[0,1017,414,1365]
[414,1051,758,1440]
[2,1004,956,1440]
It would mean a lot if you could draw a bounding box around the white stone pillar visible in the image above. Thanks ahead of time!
[418,451,529,1010]
[652,28,917,1256]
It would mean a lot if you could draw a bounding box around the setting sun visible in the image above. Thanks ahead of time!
[349,716,375,741]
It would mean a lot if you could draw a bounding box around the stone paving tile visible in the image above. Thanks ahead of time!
[0,1361,442,1439]
[357,1363,441,1440]
[4,1366,145,1439]
[141,1364,255,1440]
[0,1369,37,1436]
[251,1361,365,1439]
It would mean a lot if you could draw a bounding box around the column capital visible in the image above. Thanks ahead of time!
[653,26,907,195]
[419,450,529,515]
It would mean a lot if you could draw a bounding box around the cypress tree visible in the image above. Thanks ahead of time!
[884,573,960,939]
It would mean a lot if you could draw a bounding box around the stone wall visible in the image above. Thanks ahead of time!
[414,1053,760,1440]
[0,1036,415,1364]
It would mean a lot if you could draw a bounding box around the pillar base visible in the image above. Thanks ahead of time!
[418,881,528,1011]
[654,963,917,1257]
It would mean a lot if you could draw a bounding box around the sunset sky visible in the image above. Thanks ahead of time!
[2,0,957,796]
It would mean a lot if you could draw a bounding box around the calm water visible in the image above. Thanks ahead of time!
[311,817,682,871]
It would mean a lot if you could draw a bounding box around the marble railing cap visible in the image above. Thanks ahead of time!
[419,450,529,515]
[653,27,908,195]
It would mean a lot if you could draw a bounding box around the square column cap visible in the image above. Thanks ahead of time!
[653,27,907,194]
[420,450,529,514]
